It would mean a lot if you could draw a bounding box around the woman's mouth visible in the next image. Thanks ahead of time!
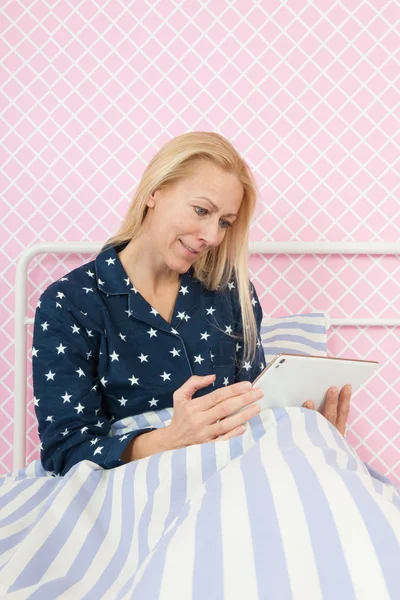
[179,240,199,255]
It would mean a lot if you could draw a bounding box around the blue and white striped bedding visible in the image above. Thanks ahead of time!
[1,313,399,599]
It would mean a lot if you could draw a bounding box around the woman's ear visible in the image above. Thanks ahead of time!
[146,196,155,208]
[146,191,156,208]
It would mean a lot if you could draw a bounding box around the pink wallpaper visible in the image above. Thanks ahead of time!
[1,2,399,482]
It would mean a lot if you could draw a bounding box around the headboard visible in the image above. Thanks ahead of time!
[14,241,400,478]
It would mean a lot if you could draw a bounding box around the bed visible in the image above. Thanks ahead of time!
[1,241,399,599]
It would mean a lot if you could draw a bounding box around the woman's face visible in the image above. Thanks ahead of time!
[144,162,244,273]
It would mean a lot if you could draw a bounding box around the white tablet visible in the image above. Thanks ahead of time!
[231,353,379,417]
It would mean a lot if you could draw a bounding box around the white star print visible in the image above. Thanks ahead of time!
[36,299,41,308]
[32,251,266,467]
[93,446,103,455]
[251,297,258,306]
[256,339,261,347]
[260,362,264,370]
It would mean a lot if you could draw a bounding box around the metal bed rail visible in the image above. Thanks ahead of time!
[13,241,400,470]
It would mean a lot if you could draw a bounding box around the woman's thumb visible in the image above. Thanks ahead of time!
[175,374,216,401]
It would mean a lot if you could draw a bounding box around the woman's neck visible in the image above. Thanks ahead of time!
[117,235,180,297]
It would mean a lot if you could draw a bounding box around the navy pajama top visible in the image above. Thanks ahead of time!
[32,240,265,475]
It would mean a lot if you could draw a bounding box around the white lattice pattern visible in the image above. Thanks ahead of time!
[1,1,399,481]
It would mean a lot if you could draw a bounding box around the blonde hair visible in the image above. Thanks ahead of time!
[102,132,261,363]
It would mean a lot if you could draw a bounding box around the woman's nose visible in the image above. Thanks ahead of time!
[198,221,222,248]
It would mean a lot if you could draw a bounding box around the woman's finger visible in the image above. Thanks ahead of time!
[195,380,252,411]
[323,387,339,426]
[303,401,315,409]
[212,425,247,442]
[336,385,352,436]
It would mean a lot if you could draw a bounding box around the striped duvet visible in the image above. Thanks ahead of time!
[1,406,399,599]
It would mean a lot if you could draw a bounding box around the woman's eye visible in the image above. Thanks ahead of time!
[194,206,232,229]
[194,206,208,216]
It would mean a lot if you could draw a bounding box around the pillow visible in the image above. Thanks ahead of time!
[261,312,328,366]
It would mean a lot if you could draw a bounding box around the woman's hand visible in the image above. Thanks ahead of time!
[165,374,262,449]
[302,385,352,436]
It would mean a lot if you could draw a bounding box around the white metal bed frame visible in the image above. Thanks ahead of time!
[13,241,400,471]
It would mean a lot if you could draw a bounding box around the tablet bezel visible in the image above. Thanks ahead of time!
[251,353,379,387]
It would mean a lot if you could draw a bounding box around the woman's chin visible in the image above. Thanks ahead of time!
[168,255,196,274]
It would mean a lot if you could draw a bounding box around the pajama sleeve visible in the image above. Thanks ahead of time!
[233,281,266,384]
[32,287,155,476]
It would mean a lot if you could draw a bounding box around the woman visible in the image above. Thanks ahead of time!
[32,131,350,476]
[2,133,398,599]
